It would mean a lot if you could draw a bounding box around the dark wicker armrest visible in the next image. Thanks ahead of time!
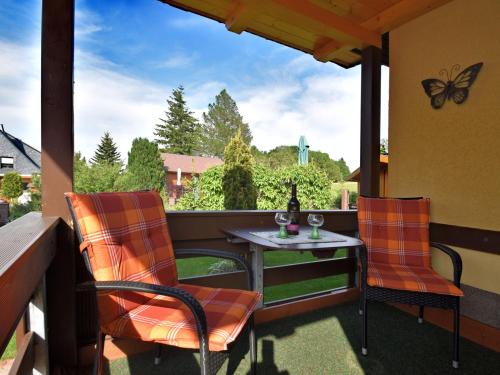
[76,280,209,353]
[174,248,253,290]
[358,245,368,286]
[430,242,463,288]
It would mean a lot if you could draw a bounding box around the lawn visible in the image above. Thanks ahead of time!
[0,336,16,360]
[176,248,349,303]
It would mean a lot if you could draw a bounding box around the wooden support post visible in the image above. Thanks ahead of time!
[360,46,381,197]
[41,0,77,369]
[340,189,349,210]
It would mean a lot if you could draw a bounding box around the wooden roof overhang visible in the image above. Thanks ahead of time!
[160,0,452,68]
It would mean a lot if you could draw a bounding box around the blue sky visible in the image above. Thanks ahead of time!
[0,0,388,169]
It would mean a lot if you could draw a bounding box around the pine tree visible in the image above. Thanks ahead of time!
[201,89,252,158]
[155,86,200,155]
[91,131,121,165]
[222,129,257,209]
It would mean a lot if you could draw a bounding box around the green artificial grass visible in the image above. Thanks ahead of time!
[0,336,16,360]
[176,249,349,303]
[94,301,500,375]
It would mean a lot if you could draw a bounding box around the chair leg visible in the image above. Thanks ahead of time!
[199,341,210,375]
[248,315,257,375]
[452,301,460,369]
[362,295,368,356]
[93,331,105,375]
[154,344,162,365]
[418,306,424,324]
[358,295,363,315]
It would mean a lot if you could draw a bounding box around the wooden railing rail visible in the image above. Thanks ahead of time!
[0,212,60,368]
[179,257,356,290]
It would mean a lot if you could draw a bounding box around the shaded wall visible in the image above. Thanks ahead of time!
[388,0,500,295]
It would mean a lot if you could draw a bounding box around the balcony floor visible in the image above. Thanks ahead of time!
[82,301,500,374]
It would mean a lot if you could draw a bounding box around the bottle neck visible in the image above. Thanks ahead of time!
[291,184,297,198]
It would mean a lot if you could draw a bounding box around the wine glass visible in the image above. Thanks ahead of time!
[275,212,291,239]
[307,214,324,239]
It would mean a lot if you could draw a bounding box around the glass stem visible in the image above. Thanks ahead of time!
[279,225,288,239]
[311,226,319,239]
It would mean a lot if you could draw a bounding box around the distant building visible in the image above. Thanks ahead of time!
[0,125,41,186]
[347,155,389,197]
[161,153,223,206]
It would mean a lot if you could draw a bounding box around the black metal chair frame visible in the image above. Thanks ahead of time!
[358,242,463,369]
[66,197,257,375]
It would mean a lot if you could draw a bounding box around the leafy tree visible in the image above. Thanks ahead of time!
[337,158,350,180]
[1,172,23,200]
[309,151,341,181]
[155,86,200,155]
[90,131,121,165]
[74,152,121,193]
[30,173,41,210]
[222,130,257,209]
[116,138,165,192]
[201,89,252,158]
[8,173,42,221]
[264,146,297,169]
[380,138,389,155]
[253,145,345,182]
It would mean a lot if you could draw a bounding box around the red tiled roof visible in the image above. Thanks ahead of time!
[161,153,223,174]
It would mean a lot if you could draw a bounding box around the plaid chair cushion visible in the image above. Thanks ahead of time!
[103,283,261,351]
[357,196,431,267]
[367,262,463,296]
[66,192,178,325]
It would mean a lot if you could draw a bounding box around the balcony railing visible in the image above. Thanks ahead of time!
[0,212,59,374]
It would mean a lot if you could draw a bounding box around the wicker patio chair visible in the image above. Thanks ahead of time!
[357,196,463,368]
[65,191,260,375]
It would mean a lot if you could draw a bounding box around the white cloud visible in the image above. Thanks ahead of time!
[0,39,41,150]
[73,50,169,161]
[75,8,106,39]
[157,52,198,69]
[0,39,170,161]
[167,14,221,30]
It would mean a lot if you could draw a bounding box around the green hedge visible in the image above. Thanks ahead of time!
[175,163,332,210]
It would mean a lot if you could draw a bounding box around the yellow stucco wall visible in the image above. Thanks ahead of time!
[388,0,500,294]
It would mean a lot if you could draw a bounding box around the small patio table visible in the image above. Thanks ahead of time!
[222,227,363,307]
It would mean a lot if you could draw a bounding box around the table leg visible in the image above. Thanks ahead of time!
[250,244,264,308]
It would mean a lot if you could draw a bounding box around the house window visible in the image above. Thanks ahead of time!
[0,157,14,168]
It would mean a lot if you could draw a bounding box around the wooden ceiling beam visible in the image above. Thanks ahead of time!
[225,0,258,34]
[272,0,381,48]
[313,38,343,62]
[362,0,453,33]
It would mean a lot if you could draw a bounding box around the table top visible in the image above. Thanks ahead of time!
[222,226,363,250]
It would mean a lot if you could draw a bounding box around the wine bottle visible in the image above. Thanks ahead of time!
[286,184,300,235]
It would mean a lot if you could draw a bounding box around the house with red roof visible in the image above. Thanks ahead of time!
[161,153,223,205]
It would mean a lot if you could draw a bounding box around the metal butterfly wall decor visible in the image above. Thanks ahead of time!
[421,62,483,109]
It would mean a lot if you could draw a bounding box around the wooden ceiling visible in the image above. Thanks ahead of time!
[160,0,452,68]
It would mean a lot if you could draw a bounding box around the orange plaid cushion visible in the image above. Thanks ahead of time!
[103,283,261,351]
[66,191,261,351]
[66,192,178,325]
[367,262,463,296]
[357,196,431,267]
